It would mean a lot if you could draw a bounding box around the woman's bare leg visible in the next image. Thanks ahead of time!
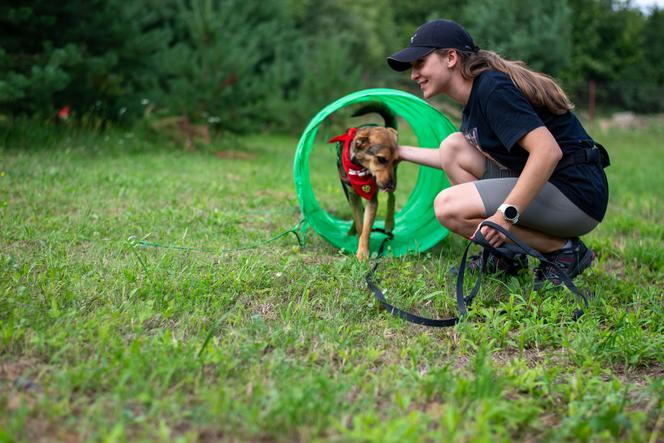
[433,183,566,253]
[437,132,486,185]
[400,131,566,252]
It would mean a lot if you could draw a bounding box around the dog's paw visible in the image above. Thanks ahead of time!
[356,248,369,261]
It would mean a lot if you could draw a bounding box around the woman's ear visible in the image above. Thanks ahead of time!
[447,49,459,68]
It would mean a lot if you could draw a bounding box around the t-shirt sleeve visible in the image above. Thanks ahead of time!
[483,84,544,151]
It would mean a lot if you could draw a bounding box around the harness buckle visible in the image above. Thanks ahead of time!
[585,146,601,163]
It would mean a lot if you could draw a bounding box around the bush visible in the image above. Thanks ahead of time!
[1,0,661,133]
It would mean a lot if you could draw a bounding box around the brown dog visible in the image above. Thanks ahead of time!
[329,104,399,260]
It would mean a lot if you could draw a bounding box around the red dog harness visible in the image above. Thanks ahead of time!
[328,127,378,200]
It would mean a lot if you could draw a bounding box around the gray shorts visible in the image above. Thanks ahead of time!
[474,158,599,238]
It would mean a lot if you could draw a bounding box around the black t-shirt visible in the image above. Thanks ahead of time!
[460,70,608,221]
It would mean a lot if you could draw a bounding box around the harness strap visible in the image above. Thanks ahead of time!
[329,128,378,200]
[554,143,610,173]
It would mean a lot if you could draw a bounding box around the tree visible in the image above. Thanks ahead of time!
[0,0,167,119]
[390,0,467,41]
[149,0,337,132]
[560,0,658,110]
[461,0,572,76]
[614,7,664,112]
[1,0,660,130]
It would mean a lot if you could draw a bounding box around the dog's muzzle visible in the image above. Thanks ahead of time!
[379,177,397,192]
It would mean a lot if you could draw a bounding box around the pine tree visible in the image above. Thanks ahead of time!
[461,0,572,76]
[149,0,295,131]
[0,0,168,119]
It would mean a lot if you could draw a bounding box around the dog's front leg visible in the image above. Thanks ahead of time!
[385,191,395,234]
[347,190,364,236]
[357,197,378,260]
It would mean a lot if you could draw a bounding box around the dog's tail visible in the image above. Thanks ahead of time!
[351,102,397,129]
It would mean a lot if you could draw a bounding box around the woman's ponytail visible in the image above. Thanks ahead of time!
[449,49,574,115]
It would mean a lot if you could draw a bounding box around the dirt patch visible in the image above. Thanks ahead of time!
[597,112,664,131]
[600,257,627,279]
[491,347,566,368]
[611,363,663,387]
[0,357,43,391]
[215,150,256,160]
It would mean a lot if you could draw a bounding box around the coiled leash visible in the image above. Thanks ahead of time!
[366,221,589,327]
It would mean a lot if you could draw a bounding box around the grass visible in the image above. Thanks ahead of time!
[0,118,662,442]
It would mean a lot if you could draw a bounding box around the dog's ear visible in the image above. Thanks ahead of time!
[353,128,371,150]
[387,127,398,142]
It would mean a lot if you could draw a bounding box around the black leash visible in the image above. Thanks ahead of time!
[473,221,588,316]
[366,229,462,327]
[366,221,589,327]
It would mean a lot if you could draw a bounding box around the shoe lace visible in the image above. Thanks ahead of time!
[535,261,558,281]
[535,249,576,283]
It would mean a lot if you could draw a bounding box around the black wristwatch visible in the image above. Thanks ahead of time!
[498,203,519,224]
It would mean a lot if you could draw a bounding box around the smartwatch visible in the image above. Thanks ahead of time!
[498,203,519,224]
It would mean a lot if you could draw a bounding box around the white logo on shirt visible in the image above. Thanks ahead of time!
[463,127,509,169]
[463,127,482,152]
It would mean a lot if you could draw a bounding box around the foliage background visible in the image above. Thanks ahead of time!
[1,0,663,133]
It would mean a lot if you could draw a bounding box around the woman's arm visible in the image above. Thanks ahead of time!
[479,126,563,245]
[503,126,562,211]
[397,145,444,169]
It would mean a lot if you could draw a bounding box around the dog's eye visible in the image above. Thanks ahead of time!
[376,156,388,165]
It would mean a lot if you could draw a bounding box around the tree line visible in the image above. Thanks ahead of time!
[1,0,662,133]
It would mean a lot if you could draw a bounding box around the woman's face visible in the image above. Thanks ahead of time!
[410,51,451,99]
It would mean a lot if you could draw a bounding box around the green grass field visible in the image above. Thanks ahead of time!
[1,119,662,442]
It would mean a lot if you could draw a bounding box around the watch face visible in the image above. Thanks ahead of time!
[504,206,518,220]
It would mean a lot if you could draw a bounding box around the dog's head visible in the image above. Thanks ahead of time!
[350,127,399,192]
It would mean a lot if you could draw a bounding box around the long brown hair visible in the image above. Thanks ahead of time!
[439,49,574,115]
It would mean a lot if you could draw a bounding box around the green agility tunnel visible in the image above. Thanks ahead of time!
[293,88,457,256]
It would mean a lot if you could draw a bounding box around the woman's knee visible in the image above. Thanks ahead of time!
[434,184,486,233]
[438,132,485,178]
[433,189,462,229]
[438,132,470,169]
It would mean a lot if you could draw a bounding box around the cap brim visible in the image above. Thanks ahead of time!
[387,46,436,71]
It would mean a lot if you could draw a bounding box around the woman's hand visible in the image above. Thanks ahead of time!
[474,212,512,248]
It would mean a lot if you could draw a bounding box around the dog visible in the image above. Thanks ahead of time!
[328,103,399,260]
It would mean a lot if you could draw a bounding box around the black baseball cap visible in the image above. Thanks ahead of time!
[387,19,479,71]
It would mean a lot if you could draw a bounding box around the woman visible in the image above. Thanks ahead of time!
[387,19,609,288]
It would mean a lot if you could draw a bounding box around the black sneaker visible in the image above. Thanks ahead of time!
[534,238,595,290]
[468,250,529,275]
